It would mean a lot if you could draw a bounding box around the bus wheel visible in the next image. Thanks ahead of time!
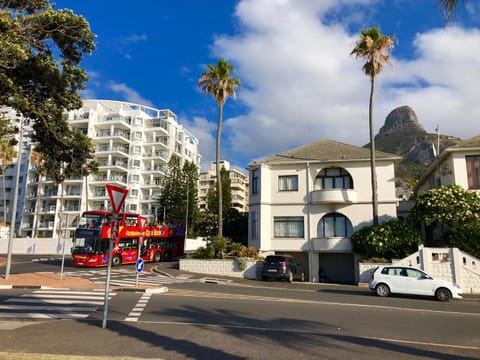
[153,251,162,262]
[112,255,122,267]
[164,252,172,261]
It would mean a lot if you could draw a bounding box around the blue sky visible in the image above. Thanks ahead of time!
[55,0,480,172]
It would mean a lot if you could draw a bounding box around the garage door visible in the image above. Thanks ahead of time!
[318,253,355,284]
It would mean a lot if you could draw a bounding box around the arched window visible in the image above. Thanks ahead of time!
[317,213,353,238]
[314,167,353,190]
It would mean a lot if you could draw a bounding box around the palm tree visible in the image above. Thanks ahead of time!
[351,27,394,226]
[29,149,44,237]
[0,141,17,227]
[439,0,464,20]
[198,58,240,237]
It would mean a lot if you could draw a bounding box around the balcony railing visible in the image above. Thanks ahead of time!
[311,189,357,204]
[311,238,352,252]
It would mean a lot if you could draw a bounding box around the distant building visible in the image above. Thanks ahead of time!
[198,160,249,213]
[0,100,201,238]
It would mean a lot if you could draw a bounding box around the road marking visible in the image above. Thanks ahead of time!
[1,289,115,320]
[125,293,152,322]
[165,290,480,317]
[136,320,480,351]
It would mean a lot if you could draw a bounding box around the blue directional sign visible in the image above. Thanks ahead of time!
[136,258,144,273]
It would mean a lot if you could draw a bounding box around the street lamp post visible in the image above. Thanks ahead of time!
[5,118,23,279]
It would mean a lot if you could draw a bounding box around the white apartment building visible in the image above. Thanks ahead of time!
[198,160,249,213]
[1,100,201,238]
[248,139,400,283]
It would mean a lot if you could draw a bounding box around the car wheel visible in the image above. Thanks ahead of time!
[300,272,305,282]
[287,271,293,283]
[376,283,390,297]
[153,251,162,262]
[435,287,452,302]
[112,255,122,267]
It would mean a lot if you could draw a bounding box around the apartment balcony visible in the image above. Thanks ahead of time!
[311,237,352,252]
[311,189,357,204]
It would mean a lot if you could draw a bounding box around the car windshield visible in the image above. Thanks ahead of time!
[265,256,286,264]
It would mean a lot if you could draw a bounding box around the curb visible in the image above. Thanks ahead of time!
[114,286,168,294]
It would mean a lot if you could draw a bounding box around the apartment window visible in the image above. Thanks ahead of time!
[274,216,304,238]
[314,168,353,190]
[466,155,480,189]
[131,175,139,183]
[133,145,141,154]
[278,175,298,191]
[132,160,140,168]
[252,168,259,194]
[131,189,138,197]
[317,213,353,238]
[134,131,142,140]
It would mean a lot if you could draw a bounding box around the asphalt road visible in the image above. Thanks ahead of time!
[1,255,479,359]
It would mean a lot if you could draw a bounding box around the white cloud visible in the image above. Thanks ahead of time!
[108,82,154,107]
[207,0,480,166]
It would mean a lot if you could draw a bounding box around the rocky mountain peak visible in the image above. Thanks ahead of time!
[377,105,426,138]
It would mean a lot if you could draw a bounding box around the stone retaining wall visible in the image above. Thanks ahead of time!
[179,258,261,279]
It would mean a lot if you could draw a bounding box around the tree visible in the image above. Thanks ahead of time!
[351,219,422,260]
[350,27,394,226]
[0,1,96,181]
[0,141,16,226]
[409,184,480,228]
[159,156,199,229]
[198,58,240,237]
[206,166,231,215]
[439,0,465,20]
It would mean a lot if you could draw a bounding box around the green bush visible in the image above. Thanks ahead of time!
[351,219,421,260]
[446,224,480,258]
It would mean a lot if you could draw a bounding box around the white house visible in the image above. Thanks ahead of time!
[415,135,480,193]
[248,139,400,283]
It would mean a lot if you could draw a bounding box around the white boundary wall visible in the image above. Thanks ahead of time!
[0,237,70,255]
[358,246,480,294]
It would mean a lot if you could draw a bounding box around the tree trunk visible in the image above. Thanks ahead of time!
[217,104,223,237]
[369,75,379,226]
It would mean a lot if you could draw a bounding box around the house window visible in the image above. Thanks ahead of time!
[317,213,353,238]
[314,168,353,190]
[252,168,259,194]
[250,211,257,239]
[466,155,480,189]
[278,175,298,191]
[274,216,304,238]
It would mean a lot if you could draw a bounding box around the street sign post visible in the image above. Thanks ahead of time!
[102,184,128,329]
[135,217,147,286]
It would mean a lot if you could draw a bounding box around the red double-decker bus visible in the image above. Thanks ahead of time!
[71,210,185,267]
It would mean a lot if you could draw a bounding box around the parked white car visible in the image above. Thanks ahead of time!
[369,265,463,302]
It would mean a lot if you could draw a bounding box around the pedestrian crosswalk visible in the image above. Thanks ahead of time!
[63,268,195,287]
[0,289,114,320]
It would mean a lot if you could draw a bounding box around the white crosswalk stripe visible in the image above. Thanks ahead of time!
[0,289,114,320]
[63,269,194,287]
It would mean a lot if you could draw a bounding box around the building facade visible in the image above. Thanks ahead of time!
[1,100,201,238]
[198,160,249,213]
[248,139,400,283]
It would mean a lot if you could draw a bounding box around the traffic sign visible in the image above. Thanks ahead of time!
[136,258,144,273]
[106,184,128,214]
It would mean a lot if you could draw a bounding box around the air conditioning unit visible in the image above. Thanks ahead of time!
[50,205,56,211]
[48,221,54,229]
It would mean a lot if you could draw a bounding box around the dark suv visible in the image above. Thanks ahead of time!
[261,255,305,282]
